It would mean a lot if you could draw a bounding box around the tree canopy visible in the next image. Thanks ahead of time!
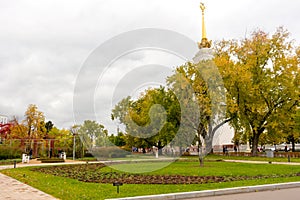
[111,27,299,159]
[78,120,109,149]
[112,87,182,152]
[214,27,300,155]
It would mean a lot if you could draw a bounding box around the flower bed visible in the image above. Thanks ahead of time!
[31,163,300,184]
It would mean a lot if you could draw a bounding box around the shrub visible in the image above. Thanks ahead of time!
[38,158,65,163]
[0,158,22,165]
[91,146,131,158]
[0,146,23,160]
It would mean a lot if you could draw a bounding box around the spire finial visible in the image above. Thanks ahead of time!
[198,2,211,49]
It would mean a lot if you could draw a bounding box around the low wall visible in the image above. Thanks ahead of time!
[213,152,300,158]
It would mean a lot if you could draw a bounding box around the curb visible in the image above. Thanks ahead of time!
[223,159,300,165]
[106,182,300,200]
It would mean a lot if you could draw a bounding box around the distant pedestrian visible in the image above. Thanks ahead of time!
[58,149,62,158]
[225,146,229,156]
[49,148,52,158]
[29,149,33,159]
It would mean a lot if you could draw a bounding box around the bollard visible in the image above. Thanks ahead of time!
[13,160,16,168]
[288,154,291,162]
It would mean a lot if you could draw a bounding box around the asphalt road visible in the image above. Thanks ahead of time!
[187,187,300,200]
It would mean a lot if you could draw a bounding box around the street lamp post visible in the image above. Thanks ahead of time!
[71,125,79,161]
[73,133,76,160]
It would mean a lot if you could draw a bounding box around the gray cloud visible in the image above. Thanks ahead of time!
[1,0,300,132]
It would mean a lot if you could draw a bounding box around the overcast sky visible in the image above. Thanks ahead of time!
[1,0,300,133]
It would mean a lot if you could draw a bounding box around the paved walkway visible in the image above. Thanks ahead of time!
[0,159,86,200]
[0,172,57,200]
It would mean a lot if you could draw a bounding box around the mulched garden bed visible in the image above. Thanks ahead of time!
[31,163,300,185]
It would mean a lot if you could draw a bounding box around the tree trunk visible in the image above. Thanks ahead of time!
[206,117,233,155]
[198,138,204,167]
[197,130,204,167]
[291,139,296,152]
[198,144,204,167]
[204,136,213,155]
[179,146,183,156]
[288,134,296,152]
[251,132,260,156]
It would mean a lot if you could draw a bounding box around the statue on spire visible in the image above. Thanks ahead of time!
[198,2,212,49]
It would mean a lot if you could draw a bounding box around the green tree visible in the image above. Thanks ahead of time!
[78,120,109,149]
[45,121,54,134]
[285,107,300,151]
[112,87,182,154]
[109,131,126,147]
[215,27,300,155]
[295,109,300,133]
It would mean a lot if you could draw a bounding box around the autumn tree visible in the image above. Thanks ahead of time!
[112,60,231,166]
[9,117,28,139]
[214,27,300,156]
[47,127,71,149]
[24,104,46,140]
[167,60,231,166]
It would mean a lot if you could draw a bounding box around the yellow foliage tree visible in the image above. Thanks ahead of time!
[214,27,300,155]
[24,104,46,139]
[9,117,28,139]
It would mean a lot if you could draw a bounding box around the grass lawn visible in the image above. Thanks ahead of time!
[2,160,300,200]
[102,153,300,163]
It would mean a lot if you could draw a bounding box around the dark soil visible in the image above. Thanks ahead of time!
[31,163,300,184]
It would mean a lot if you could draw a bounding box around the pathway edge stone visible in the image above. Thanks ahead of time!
[106,182,300,200]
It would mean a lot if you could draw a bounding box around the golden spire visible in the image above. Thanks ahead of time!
[198,2,211,49]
